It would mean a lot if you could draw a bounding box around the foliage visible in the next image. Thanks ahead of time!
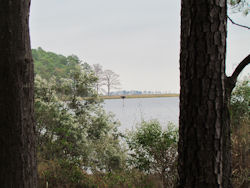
[34,60,125,187]
[32,47,81,80]
[230,77,250,128]
[228,0,250,15]
[35,75,89,165]
[126,120,178,187]
[230,76,250,188]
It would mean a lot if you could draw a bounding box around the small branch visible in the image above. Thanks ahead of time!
[226,54,250,93]
[227,16,250,30]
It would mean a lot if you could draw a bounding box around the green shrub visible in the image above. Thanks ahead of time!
[126,120,178,188]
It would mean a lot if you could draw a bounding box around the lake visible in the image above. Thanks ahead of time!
[103,97,179,132]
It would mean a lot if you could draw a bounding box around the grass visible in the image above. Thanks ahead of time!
[100,93,179,99]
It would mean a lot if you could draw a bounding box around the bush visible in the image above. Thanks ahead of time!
[126,120,178,188]
[35,64,125,187]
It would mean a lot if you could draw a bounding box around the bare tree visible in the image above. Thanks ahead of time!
[93,64,104,94]
[103,70,121,96]
[0,0,37,187]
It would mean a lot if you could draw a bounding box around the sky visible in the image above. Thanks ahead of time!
[30,0,250,93]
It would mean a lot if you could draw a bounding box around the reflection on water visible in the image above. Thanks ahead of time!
[103,97,179,132]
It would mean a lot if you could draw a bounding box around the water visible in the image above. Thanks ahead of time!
[103,97,179,132]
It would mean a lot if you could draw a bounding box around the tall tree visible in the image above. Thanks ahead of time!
[103,69,120,96]
[0,0,37,187]
[93,64,104,94]
[178,0,249,187]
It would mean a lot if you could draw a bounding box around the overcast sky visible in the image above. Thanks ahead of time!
[30,0,250,93]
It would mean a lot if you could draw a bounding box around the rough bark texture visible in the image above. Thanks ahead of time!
[178,0,232,187]
[0,0,37,187]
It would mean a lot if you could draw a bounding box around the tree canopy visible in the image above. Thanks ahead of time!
[32,47,81,80]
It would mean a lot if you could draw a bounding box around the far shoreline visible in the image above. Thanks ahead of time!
[100,93,179,100]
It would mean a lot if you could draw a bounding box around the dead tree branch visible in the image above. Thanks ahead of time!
[227,16,250,30]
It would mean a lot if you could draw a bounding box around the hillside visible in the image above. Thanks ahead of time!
[32,47,81,80]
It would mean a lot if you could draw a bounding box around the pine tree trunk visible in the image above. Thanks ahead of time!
[177,0,232,187]
[0,0,37,187]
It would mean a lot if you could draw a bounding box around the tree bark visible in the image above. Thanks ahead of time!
[0,0,37,187]
[177,0,232,187]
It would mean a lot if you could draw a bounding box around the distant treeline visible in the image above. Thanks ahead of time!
[109,90,175,96]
